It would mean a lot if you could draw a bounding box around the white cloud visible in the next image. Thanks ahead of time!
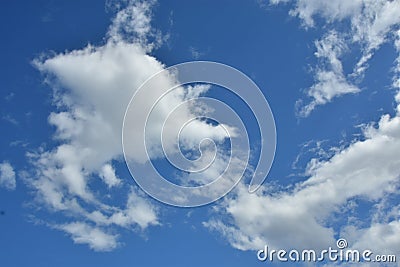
[0,161,16,190]
[270,0,400,116]
[189,46,205,60]
[206,94,400,254]
[99,164,121,188]
[30,0,236,250]
[341,220,400,256]
[298,71,360,117]
[288,0,363,28]
[28,1,164,250]
[297,31,360,116]
[58,222,119,251]
[107,187,160,229]
[107,0,161,50]
[352,0,400,76]
[2,114,19,125]
[393,30,400,94]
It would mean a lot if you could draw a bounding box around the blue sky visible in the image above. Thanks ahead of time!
[1,0,400,266]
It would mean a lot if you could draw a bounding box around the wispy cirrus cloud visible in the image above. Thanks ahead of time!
[268,0,400,116]
[0,161,16,190]
[297,31,360,117]
[56,222,119,252]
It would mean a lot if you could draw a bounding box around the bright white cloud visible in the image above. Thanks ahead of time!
[28,0,400,255]
[240,7,400,256]
[58,222,119,252]
[286,0,363,27]
[30,0,236,250]
[297,31,360,116]
[28,1,164,251]
[270,0,400,116]
[341,220,400,256]
[0,161,16,190]
[393,29,400,93]
[108,187,160,229]
[99,164,122,188]
[206,93,400,254]
[107,0,161,49]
